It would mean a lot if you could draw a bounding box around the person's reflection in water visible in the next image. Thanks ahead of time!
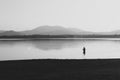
[83,47,86,56]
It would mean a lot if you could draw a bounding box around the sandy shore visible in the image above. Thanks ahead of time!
[0,59,120,80]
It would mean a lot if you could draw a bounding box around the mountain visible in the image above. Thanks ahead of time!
[94,30,120,35]
[0,30,22,36]
[22,26,93,35]
[0,26,120,36]
[109,30,120,34]
[0,30,5,33]
[0,26,94,36]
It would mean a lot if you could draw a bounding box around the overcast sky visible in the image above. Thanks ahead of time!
[0,0,120,32]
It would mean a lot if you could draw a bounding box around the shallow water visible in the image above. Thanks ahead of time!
[0,39,120,60]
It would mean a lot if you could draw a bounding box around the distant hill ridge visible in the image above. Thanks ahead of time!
[0,26,120,36]
[0,30,22,36]
[21,25,94,35]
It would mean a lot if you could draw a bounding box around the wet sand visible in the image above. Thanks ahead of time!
[0,59,120,80]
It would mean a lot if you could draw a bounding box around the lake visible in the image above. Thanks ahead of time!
[0,38,120,61]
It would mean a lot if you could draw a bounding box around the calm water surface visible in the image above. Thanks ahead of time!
[0,39,120,61]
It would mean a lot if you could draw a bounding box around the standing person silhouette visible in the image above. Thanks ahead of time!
[83,47,86,55]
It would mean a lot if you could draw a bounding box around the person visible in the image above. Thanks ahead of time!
[83,47,86,55]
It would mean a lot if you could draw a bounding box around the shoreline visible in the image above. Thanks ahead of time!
[0,59,120,80]
[0,37,119,41]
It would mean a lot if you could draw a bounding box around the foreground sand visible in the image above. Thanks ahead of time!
[0,59,120,80]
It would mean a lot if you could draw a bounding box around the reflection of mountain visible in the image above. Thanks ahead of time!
[0,39,102,50]
[29,39,89,50]
[29,39,103,50]
[0,40,84,50]
[0,40,21,47]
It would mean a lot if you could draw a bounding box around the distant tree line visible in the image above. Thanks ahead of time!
[0,34,120,38]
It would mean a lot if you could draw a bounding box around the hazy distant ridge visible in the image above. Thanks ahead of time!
[21,26,93,35]
[0,30,22,36]
[0,26,120,36]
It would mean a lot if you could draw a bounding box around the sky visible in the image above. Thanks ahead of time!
[0,0,120,32]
